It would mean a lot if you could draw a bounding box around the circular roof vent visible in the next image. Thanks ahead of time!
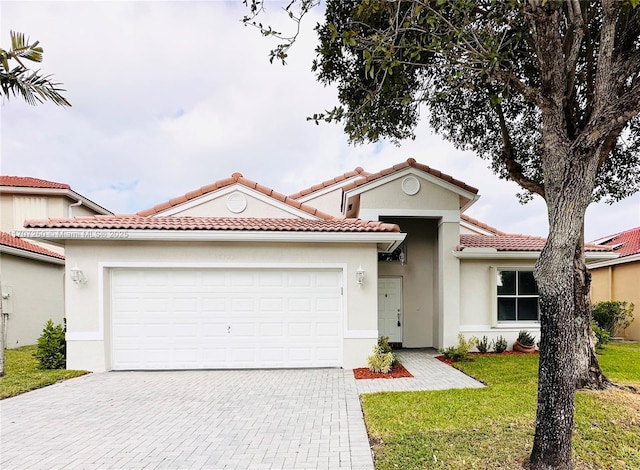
[401,176,420,195]
[226,192,247,213]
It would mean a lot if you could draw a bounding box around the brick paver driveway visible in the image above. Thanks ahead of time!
[0,369,373,470]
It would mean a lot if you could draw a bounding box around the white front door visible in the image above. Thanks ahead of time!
[378,277,403,343]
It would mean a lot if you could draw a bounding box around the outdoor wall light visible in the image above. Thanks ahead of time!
[70,265,87,287]
[356,265,365,287]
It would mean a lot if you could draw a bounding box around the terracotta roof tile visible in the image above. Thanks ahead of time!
[0,176,71,190]
[0,231,65,259]
[137,173,336,220]
[341,158,479,194]
[290,167,370,199]
[25,216,401,233]
[589,227,640,258]
[458,234,612,253]
[460,214,506,235]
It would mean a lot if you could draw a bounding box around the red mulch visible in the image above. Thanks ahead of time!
[435,350,539,365]
[353,364,414,379]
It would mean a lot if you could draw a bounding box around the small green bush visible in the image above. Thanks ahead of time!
[592,321,611,349]
[592,301,634,337]
[440,334,477,362]
[34,319,66,370]
[367,336,399,373]
[516,330,536,347]
[494,335,508,353]
[476,335,492,353]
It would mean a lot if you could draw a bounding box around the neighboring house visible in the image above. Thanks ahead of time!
[588,227,640,340]
[0,176,112,347]
[22,160,616,371]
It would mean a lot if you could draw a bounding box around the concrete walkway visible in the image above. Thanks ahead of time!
[0,350,482,470]
[355,349,484,394]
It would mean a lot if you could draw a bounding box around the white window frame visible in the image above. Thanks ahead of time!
[492,267,541,325]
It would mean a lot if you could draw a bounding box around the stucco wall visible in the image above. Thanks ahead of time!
[0,255,64,347]
[63,240,379,371]
[166,192,300,218]
[590,261,640,340]
[459,258,541,349]
[359,175,460,212]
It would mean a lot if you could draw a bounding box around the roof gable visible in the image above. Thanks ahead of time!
[342,159,479,213]
[137,173,335,221]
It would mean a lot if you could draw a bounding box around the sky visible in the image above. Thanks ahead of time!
[1,0,638,242]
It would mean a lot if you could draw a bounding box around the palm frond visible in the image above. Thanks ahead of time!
[10,30,43,63]
[0,66,71,107]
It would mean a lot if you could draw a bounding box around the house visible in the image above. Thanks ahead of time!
[588,227,640,340]
[21,159,616,371]
[0,176,112,347]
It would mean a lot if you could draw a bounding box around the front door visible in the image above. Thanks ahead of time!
[378,277,403,344]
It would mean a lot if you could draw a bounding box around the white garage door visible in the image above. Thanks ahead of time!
[110,268,343,370]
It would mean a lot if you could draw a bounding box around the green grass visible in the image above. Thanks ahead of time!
[362,342,640,470]
[0,345,88,399]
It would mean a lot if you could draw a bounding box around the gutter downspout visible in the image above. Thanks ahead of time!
[68,199,82,217]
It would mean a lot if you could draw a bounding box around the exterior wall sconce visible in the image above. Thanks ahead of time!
[356,265,365,287]
[398,249,406,265]
[70,265,87,287]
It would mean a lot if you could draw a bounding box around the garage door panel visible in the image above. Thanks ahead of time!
[111,268,342,370]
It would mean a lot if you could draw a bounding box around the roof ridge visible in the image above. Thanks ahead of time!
[289,167,370,200]
[136,173,336,220]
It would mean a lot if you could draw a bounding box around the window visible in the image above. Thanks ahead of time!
[497,270,539,322]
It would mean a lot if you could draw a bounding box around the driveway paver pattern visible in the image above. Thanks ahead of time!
[0,350,482,470]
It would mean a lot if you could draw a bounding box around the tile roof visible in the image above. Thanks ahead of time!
[0,231,65,259]
[0,176,70,190]
[590,227,640,258]
[137,172,335,220]
[289,167,370,199]
[458,234,612,252]
[25,216,401,233]
[460,214,506,235]
[341,158,479,194]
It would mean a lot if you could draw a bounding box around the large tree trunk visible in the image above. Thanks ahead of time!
[573,233,610,390]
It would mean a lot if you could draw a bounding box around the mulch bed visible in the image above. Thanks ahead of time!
[353,364,414,379]
[435,350,539,365]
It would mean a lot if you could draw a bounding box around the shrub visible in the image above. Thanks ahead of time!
[592,321,611,349]
[516,330,536,347]
[367,336,399,373]
[476,335,492,353]
[440,334,477,362]
[494,335,508,353]
[34,319,66,370]
[592,301,634,337]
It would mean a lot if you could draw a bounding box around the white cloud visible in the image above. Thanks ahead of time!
[1,1,637,241]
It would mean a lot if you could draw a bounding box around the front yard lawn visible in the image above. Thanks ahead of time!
[362,342,640,469]
[0,345,88,399]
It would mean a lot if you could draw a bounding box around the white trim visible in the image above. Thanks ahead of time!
[455,250,618,260]
[20,228,406,246]
[344,167,479,202]
[66,332,103,341]
[459,324,541,333]
[359,209,460,223]
[587,252,637,268]
[296,176,364,203]
[152,184,320,219]
[343,330,378,339]
[0,245,65,265]
[2,186,112,215]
